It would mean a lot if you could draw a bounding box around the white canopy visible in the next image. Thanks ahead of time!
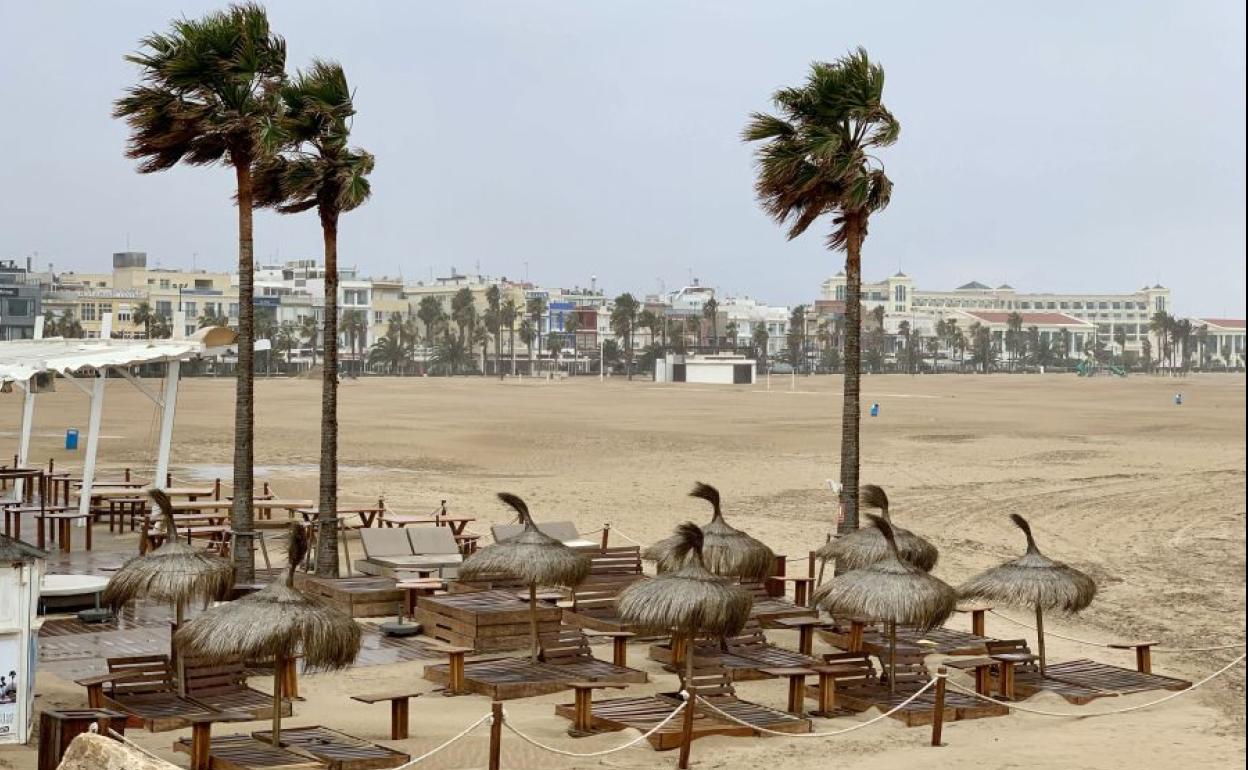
[0,326,235,382]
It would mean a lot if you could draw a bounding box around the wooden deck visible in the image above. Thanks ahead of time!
[253,726,410,770]
[1012,659,1191,704]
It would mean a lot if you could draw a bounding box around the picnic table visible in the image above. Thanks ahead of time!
[295,504,386,529]
[253,499,314,520]
[170,500,235,512]
[381,514,476,536]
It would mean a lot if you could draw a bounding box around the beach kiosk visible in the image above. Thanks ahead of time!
[0,319,236,518]
[0,535,46,744]
[655,353,756,385]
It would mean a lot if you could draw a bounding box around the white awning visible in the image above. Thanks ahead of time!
[0,326,236,382]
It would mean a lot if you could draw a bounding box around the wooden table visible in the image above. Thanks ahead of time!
[381,514,475,535]
[296,505,386,529]
[350,691,424,740]
[441,647,475,696]
[397,578,445,618]
[171,500,235,513]
[773,616,823,657]
[184,711,254,770]
[0,467,43,503]
[584,630,635,667]
[760,667,815,716]
[1108,640,1158,674]
[774,576,815,606]
[991,652,1038,699]
[253,499,314,520]
[162,486,217,499]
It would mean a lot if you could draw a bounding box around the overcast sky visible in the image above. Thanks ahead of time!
[2,1,1244,316]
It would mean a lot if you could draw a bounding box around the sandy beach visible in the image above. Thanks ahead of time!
[2,372,1243,769]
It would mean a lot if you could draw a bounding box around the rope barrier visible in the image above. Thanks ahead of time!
[943,654,1245,718]
[602,524,645,546]
[502,694,687,757]
[388,712,493,768]
[988,610,1247,653]
[693,677,940,737]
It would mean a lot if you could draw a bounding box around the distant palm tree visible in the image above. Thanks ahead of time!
[452,288,476,344]
[1173,318,1193,373]
[256,310,279,374]
[114,3,285,583]
[42,310,58,337]
[431,333,471,375]
[610,293,640,379]
[969,322,995,373]
[150,315,173,340]
[1005,312,1024,370]
[485,285,502,379]
[133,301,156,338]
[1141,337,1152,372]
[638,309,661,350]
[1113,327,1127,364]
[564,313,582,375]
[752,322,769,371]
[500,298,519,376]
[368,331,410,374]
[300,315,319,367]
[703,297,720,352]
[1149,311,1173,373]
[338,309,368,375]
[275,321,300,368]
[745,48,897,531]
[724,320,739,352]
[417,296,443,347]
[56,309,84,338]
[475,317,490,376]
[545,330,563,373]
[519,319,537,375]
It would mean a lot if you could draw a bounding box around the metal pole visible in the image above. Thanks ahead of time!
[77,373,107,526]
[153,360,180,490]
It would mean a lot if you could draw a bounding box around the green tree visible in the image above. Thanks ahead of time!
[787,305,808,371]
[484,285,502,379]
[500,298,519,376]
[1150,311,1173,372]
[115,3,285,582]
[724,320,739,351]
[431,332,471,375]
[610,293,640,379]
[256,308,279,374]
[545,330,563,373]
[703,297,720,352]
[417,296,443,347]
[368,331,411,373]
[1113,327,1127,364]
[564,313,582,375]
[751,322,769,372]
[1141,337,1152,372]
[452,288,476,344]
[42,310,59,338]
[1004,312,1024,370]
[969,322,995,374]
[133,301,156,338]
[300,315,319,367]
[745,49,897,531]
[518,319,537,375]
[275,321,300,368]
[638,309,661,350]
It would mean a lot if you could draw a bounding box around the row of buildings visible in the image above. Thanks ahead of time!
[3,251,1244,369]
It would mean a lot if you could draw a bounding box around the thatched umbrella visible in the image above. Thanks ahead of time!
[618,522,752,770]
[812,515,956,693]
[459,493,590,662]
[643,483,775,581]
[102,489,234,691]
[815,485,938,575]
[957,514,1096,675]
[174,525,361,746]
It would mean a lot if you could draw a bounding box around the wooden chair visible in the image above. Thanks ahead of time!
[539,626,648,683]
[673,660,812,735]
[76,655,216,732]
[182,658,292,722]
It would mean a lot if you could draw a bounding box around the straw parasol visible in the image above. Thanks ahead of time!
[174,524,361,746]
[815,484,938,574]
[957,514,1096,675]
[458,493,590,663]
[812,514,956,693]
[618,522,752,770]
[102,489,234,690]
[643,483,775,581]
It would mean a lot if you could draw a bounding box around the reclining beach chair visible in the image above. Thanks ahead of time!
[492,520,598,547]
[356,526,462,579]
[182,657,293,722]
[538,626,648,683]
[76,654,217,732]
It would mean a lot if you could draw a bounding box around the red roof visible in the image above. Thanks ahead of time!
[962,311,1089,326]
[1199,318,1246,330]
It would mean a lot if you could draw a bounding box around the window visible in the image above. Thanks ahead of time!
[81,304,97,321]
[183,301,197,317]
[229,303,239,317]
[186,325,197,337]
[835,285,845,301]
[894,285,907,302]
[160,279,170,289]
[1111,302,1121,310]
[1098,302,1108,309]
[98,302,112,317]
[194,279,213,290]
[117,304,132,322]
[156,301,172,317]
[1060,302,1069,309]
[5,298,31,317]
[1072,301,1083,309]
[1046,302,1056,309]
[1020,302,1031,309]
[374,311,384,324]
[1154,297,1166,312]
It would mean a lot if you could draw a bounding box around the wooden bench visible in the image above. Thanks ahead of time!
[1107,640,1159,673]
[350,690,423,739]
[77,655,216,732]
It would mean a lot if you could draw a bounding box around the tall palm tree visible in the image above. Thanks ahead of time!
[368,331,410,374]
[545,330,563,373]
[1113,327,1127,364]
[417,296,442,347]
[500,298,519,376]
[702,297,720,352]
[133,301,156,338]
[475,317,490,376]
[724,320,739,352]
[484,285,502,378]
[1005,312,1024,370]
[518,319,536,375]
[431,332,471,375]
[610,293,640,379]
[1149,311,1172,373]
[299,315,319,367]
[42,310,59,338]
[58,309,84,338]
[745,49,896,531]
[452,288,476,344]
[752,322,769,371]
[564,313,582,375]
[256,310,279,374]
[114,3,286,582]
[275,321,299,369]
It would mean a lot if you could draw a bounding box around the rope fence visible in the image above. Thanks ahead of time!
[503,694,687,757]
[388,712,494,769]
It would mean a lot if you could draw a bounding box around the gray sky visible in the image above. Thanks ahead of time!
[2,1,1244,317]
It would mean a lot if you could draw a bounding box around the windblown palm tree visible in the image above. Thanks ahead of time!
[300,315,319,367]
[500,297,519,376]
[702,297,720,352]
[752,322,769,371]
[611,293,640,379]
[545,330,562,373]
[431,332,471,375]
[518,319,536,375]
[745,49,897,531]
[452,288,476,344]
[563,313,581,375]
[114,3,286,582]
[485,285,502,379]
[133,301,157,339]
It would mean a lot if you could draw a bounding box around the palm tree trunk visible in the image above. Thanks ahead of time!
[837,214,864,536]
[232,160,257,584]
[316,210,341,577]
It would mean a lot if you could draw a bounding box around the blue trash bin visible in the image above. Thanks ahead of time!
[65,429,79,450]
[870,403,880,417]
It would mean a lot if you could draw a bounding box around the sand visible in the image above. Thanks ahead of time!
[1,372,1243,769]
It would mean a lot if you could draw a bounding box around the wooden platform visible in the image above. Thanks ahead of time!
[424,657,574,699]
[173,734,325,770]
[292,574,404,619]
[413,590,563,652]
[648,621,817,681]
[253,726,410,770]
[818,623,995,656]
[1014,659,1191,704]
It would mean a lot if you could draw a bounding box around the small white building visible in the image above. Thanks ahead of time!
[0,536,45,744]
[654,353,756,385]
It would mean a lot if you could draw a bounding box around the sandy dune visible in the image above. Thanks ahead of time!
[2,372,1243,769]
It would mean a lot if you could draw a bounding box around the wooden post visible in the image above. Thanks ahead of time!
[488,701,503,770]
[390,697,409,740]
[270,653,284,747]
[528,583,539,664]
[971,608,986,637]
[612,636,629,668]
[930,667,947,747]
[190,721,211,770]
[888,621,897,695]
[1136,645,1152,674]
[601,524,610,550]
[848,620,865,652]
[1034,606,1046,677]
[677,637,696,770]
[282,658,299,700]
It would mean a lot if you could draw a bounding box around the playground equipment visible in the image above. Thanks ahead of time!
[1076,361,1127,378]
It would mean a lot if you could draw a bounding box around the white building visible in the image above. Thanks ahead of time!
[719,296,790,355]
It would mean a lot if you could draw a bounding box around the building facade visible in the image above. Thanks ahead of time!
[0,260,43,340]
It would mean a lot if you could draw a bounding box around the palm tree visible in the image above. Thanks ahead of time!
[969,322,994,374]
[564,313,582,376]
[475,317,490,376]
[275,321,299,369]
[518,319,537,375]
[198,310,229,329]
[724,321,739,352]
[431,332,471,375]
[298,315,318,367]
[150,314,173,340]
[745,49,897,530]
[133,301,157,338]
[485,285,502,379]
[702,297,720,352]
[953,327,968,370]
[500,298,519,376]
[611,293,640,379]
[1005,312,1024,370]
[368,332,410,374]
[1113,327,1127,364]
[1195,324,1210,370]
[338,309,363,375]
[637,309,660,350]
[1141,337,1153,372]
[752,322,769,372]
[417,296,443,347]
[1173,318,1193,373]
[115,3,286,583]
[256,310,279,374]
[58,309,84,338]
[41,310,59,338]
[1150,311,1172,373]
[545,330,563,373]
[452,288,476,344]
[667,318,687,354]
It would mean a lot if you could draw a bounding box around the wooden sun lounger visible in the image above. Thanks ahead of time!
[665,661,812,735]
[946,640,1133,705]
[252,726,410,770]
[184,658,293,722]
[173,733,325,770]
[741,580,814,624]
[560,546,647,632]
[554,695,750,750]
[798,652,957,727]
[818,620,996,656]
[538,626,649,684]
[648,620,818,681]
[77,654,217,732]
